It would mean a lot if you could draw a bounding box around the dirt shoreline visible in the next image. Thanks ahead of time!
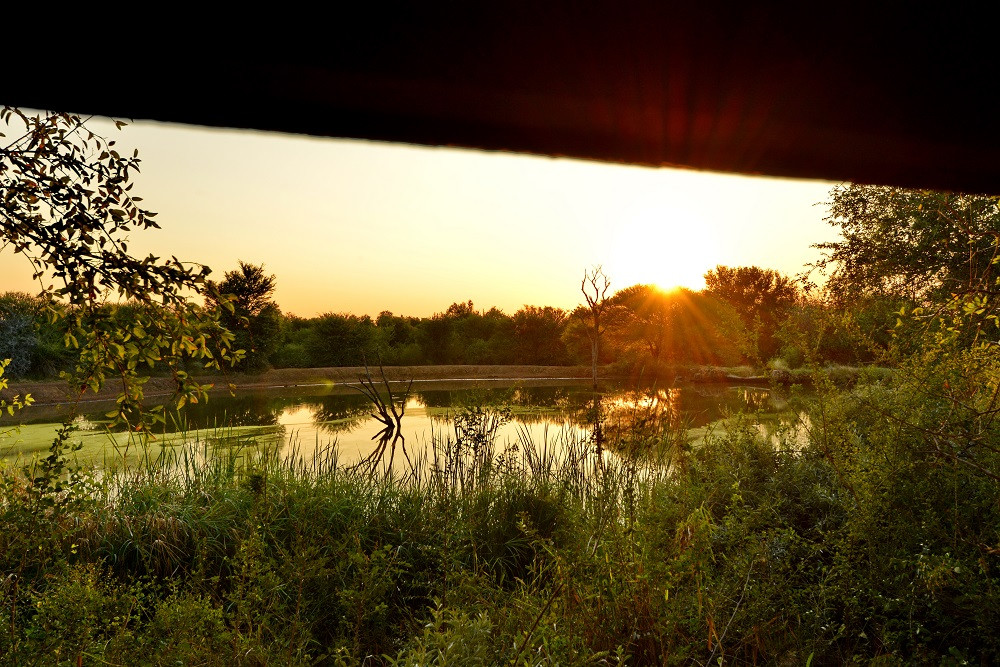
[3,365,604,406]
[4,363,868,407]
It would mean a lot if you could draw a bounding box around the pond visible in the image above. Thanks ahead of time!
[0,378,810,469]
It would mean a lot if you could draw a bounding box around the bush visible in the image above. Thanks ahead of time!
[272,342,310,368]
[135,592,233,666]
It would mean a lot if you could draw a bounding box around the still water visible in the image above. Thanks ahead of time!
[0,379,808,467]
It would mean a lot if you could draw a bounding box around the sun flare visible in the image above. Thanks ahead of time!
[608,208,717,292]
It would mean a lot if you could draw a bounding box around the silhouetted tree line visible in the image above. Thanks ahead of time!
[271,302,574,369]
[0,261,903,379]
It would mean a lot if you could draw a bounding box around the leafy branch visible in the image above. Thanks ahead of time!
[1,107,242,433]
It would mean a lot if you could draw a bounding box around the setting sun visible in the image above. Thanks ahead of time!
[608,207,716,292]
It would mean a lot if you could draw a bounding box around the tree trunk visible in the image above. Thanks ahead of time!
[591,328,599,390]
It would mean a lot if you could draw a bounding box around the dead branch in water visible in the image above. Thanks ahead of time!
[349,360,414,472]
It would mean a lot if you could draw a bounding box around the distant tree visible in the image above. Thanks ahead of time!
[452,306,515,364]
[414,301,518,365]
[419,312,456,364]
[563,313,614,366]
[704,265,799,362]
[512,306,569,365]
[611,285,744,368]
[207,261,282,372]
[374,311,424,365]
[208,261,277,317]
[610,285,672,364]
[666,289,745,366]
[304,313,379,367]
[445,300,476,318]
[376,311,416,347]
[270,314,310,368]
[0,292,42,378]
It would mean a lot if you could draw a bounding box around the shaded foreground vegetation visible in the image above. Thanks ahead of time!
[3,346,1000,664]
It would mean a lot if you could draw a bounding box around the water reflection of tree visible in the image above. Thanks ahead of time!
[413,388,517,409]
[574,385,792,461]
[308,393,377,434]
[447,388,605,428]
[411,390,455,409]
[412,386,579,409]
[165,390,390,436]
[414,386,578,418]
[597,388,685,459]
[507,386,575,409]
[97,381,797,443]
[731,387,775,412]
[686,386,787,419]
[561,389,606,425]
[165,394,284,431]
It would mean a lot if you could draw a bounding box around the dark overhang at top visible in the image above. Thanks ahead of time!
[6,5,998,193]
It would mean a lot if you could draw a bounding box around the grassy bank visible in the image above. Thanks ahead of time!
[2,367,998,664]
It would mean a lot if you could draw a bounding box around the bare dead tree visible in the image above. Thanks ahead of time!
[581,266,611,390]
[350,360,414,473]
[578,266,611,468]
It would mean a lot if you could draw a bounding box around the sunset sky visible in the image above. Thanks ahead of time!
[0,116,838,318]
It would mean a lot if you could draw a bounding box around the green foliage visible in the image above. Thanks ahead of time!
[374,311,424,365]
[137,592,233,665]
[413,302,516,364]
[704,265,800,362]
[0,292,43,378]
[512,305,570,364]
[272,341,311,368]
[816,184,1000,302]
[775,292,906,368]
[388,603,495,666]
[1,108,203,307]
[0,293,73,378]
[0,360,33,422]
[304,312,381,366]
[11,562,144,665]
[0,312,35,379]
[254,300,572,369]
[610,285,745,368]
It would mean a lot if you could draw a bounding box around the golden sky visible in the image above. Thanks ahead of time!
[0,117,838,318]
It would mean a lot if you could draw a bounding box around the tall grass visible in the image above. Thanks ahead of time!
[2,385,998,665]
